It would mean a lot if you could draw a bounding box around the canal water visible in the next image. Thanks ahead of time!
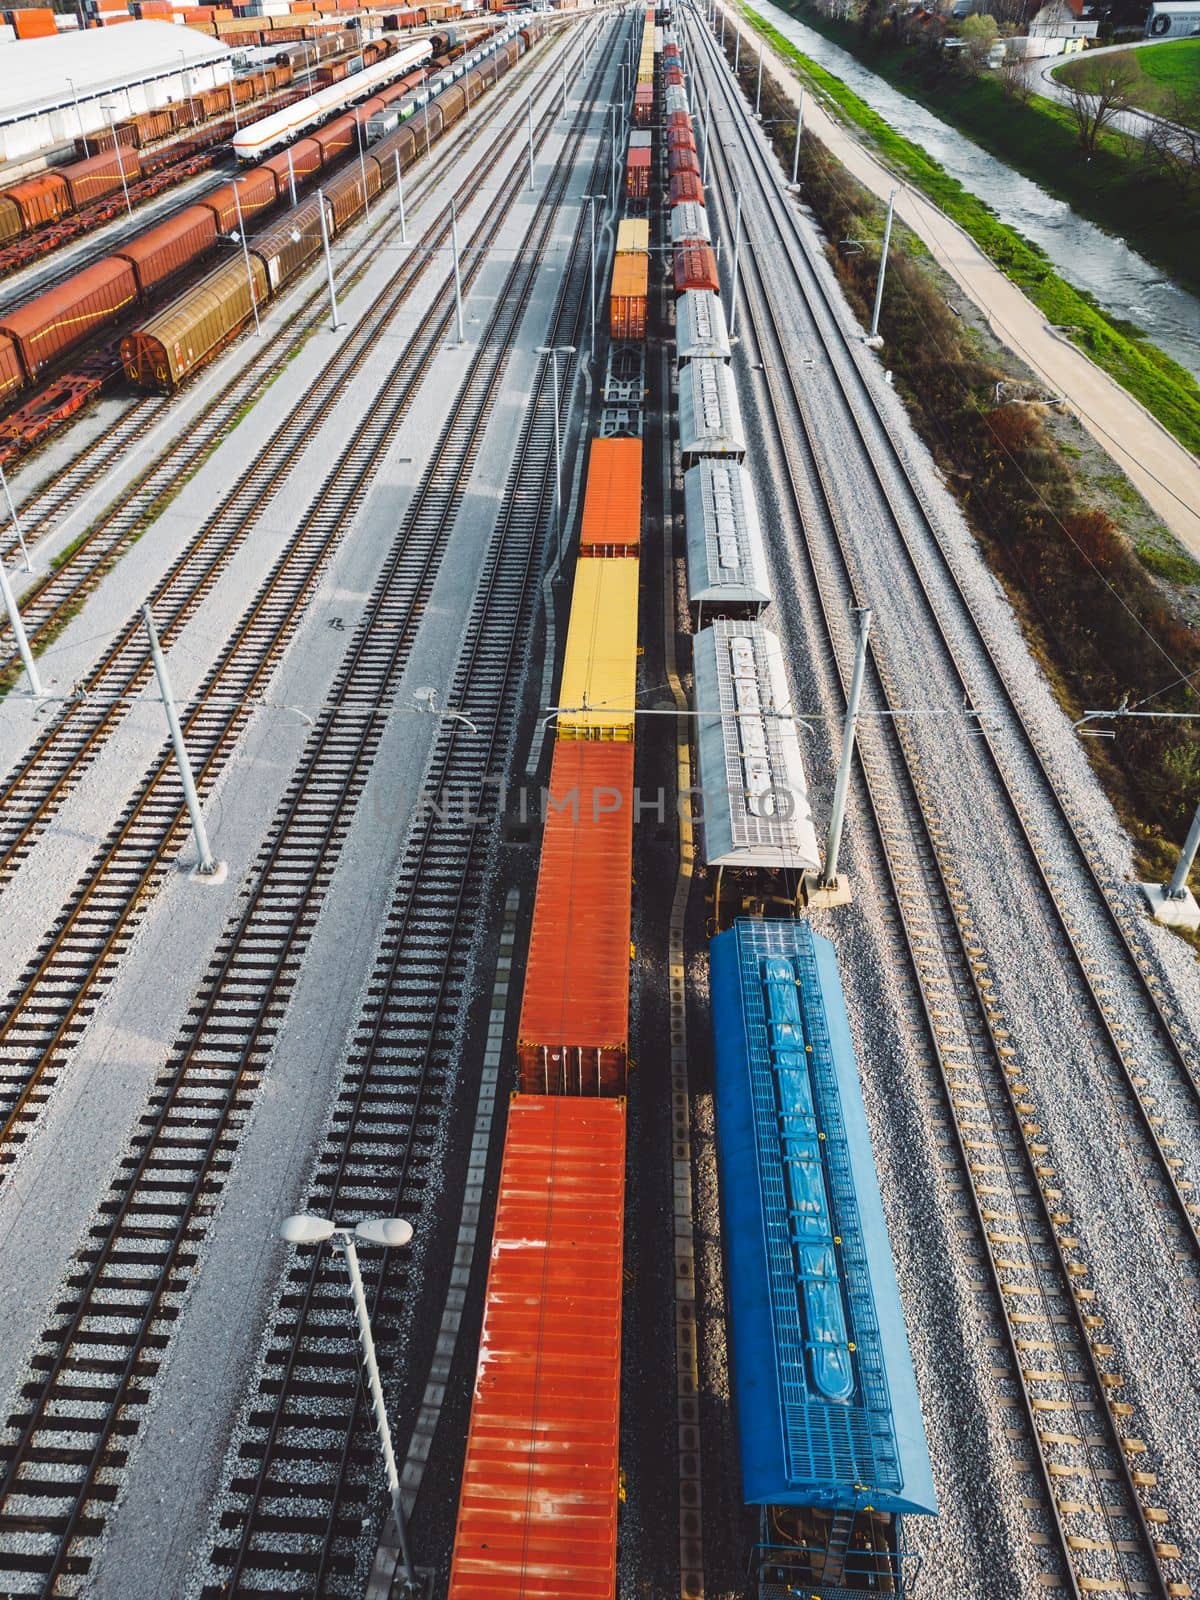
[746,0,1200,379]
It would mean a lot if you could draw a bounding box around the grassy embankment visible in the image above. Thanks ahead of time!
[731,4,1200,457]
[730,40,1200,889]
[1055,38,1200,120]
[766,0,1200,297]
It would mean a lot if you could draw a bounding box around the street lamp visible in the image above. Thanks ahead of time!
[101,104,133,217]
[280,1214,423,1595]
[65,75,88,157]
[535,345,575,563]
[229,184,262,337]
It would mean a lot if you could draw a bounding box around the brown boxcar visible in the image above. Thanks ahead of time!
[517,742,634,1096]
[200,169,279,234]
[4,172,72,232]
[625,145,650,200]
[113,204,219,295]
[667,110,692,133]
[669,170,705,207]
[674,240,719,294]
[667,126,697,153]
[0,256,138,382]
[0,333,24,406]
[249,194,329,292]
[261,135,322,194]
[62,148,142,210]
[0,196,22,248]
[667,144,700,179]
[131,107,176,145]
[121,252,269,391]
[311,111,358,164]
[322,158,382,232]
[609,253,648,341]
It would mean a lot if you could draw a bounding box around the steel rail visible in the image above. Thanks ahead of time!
[691,13,1183,1598]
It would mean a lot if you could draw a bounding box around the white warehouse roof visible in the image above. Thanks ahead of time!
[0,22,230,131]
[693,621,819,873]
[684,460,771,613]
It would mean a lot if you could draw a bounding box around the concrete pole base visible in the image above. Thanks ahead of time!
[803,871,853,909]
[365,1533,432,1600]
[864,334,884,350]
[1140,881,1200,930]
[185,858,228,885]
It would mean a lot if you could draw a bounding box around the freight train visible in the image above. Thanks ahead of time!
[444,12,938,1600]
[122,23,539,391]
[0,24,533,411]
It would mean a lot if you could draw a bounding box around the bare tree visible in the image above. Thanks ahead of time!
[997,44,1034,99]
[1060,52,1140,154]
[1141,92,1200,193]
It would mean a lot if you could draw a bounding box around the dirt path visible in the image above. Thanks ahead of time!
[723,3,1200,554]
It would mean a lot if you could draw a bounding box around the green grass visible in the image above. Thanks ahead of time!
[1137,540,1200,584]
[1055,39,1200,120]
[767,1,1200,296]
[737,5,1200,455]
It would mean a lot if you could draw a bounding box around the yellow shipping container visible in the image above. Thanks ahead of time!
[616,218,649,255]
[558,558,640,741]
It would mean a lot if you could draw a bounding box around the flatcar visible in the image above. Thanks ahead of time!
[710,919,938,1596]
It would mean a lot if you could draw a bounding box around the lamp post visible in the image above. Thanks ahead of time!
[0,462,33,573]
[727,190,742,338]
[586,193,605,361]
[0,559,40,698]
[535,344,575,563]
[868,187,898,345]
[280,1215,422,1595]
[230,186,262,337]
[65,75,88,157]
[355,109,371,221]
[102,104,133,217]
[227,68,240,131]
[450,196,465,344]
[314,189,341,331]
[142,604,219,877]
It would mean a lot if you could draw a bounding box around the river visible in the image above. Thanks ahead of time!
[744,0,1200,379]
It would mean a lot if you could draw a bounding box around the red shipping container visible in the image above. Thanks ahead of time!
[447,1095,624,1600]
[668,126,696,153]
[625,144,650,200]
[0,333,25,406]
[669,169,704,207]
[517,742,633,1096]
[0,256,138,381]
[665,64,684,86]
[633,84,654,126]
[200,167,278,232]
[4,171,71,232]
[674,240,719,293]
[62,147,141,209]
[113,203,218,294]
[579,437,642,556]
[667,144,700,178]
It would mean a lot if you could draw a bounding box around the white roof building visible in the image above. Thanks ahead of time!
[684,460,771,615]
[0,22,232,166]
[693,620,819,873]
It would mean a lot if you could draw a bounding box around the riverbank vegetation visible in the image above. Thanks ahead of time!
[732,5,1200,455]
[738,48,1200,882]
[767,0,1200,297]
[1056,38,1200,123]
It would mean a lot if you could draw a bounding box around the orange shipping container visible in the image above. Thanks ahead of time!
[609,251,647,342]
[447,1094,625,1600]
[11,8,58,37]
[517,742,633,1096]
[579,437,642,556]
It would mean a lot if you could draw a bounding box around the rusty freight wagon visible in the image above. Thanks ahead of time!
[669,169,705,207]
[674,240,719,294]
[517,742,634,1096]
[447,1095,625,1598]
[0,256,138,383]
[121,253,268,390]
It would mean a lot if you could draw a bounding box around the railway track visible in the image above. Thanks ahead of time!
[0,24,617,1598]
[0,30,565,583]
[0,47,587,1166]
[691,11,1198,1598]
